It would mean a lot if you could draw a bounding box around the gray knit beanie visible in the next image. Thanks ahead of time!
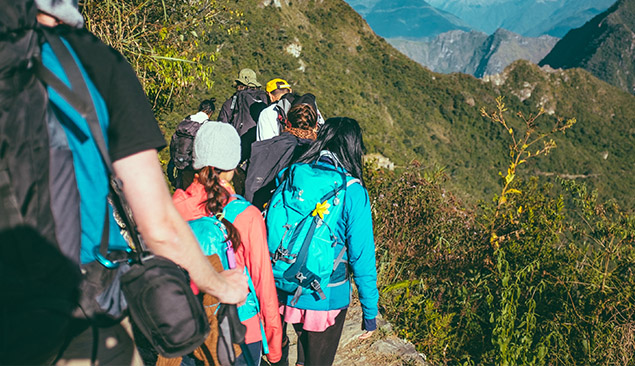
[193,122,241,171]
[35,0,84,28]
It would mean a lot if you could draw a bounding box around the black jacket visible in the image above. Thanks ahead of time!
[245,132,312,210]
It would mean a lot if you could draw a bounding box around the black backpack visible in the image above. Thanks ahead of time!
[245,133,312,210]
[0,3,85,363]
[229,88,268,136]
[169,116,206,170]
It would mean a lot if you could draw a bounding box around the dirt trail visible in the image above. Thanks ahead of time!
[282,300,428,366]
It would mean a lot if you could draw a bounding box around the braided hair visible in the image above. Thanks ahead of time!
[197,166,241,250]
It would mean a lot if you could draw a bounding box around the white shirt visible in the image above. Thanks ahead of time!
[189,111,209,123]
[256,103,281,141]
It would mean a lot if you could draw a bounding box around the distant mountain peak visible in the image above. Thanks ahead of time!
[396,0,617,36]
[540,0,635,94]
[349,0,472,38]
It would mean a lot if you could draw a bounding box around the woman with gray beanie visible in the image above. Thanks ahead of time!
[172,122,283,365]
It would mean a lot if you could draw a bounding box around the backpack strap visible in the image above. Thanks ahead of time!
[223,195,251,223]
[229,93,239,129]
[328,246,348,288]
[38,32,112,168]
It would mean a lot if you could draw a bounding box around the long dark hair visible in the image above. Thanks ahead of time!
[295,117,365,185]
[197,166,241,250]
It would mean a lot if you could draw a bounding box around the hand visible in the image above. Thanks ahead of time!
[359,330,375,340]
[216,268,248,304]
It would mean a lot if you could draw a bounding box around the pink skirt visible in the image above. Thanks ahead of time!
[279,305,342,332]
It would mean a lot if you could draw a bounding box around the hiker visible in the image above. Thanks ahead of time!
[257,81,325,142]
[266,117,379,366]
[0,2,248,364]
[173,122,283,366]
[245,101,319,210]
[167,98,216,189]
[256,78,294,141]
[217,68,264,123]
[217,68,268,163]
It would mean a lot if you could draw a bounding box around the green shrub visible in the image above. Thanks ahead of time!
[371,100,635,365]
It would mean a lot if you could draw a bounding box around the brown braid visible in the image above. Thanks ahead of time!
[287,103,318,130]
[198,166,241,250]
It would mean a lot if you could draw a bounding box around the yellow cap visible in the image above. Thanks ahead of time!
[265,78,291,93]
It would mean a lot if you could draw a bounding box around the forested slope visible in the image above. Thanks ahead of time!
[193,0,635,207]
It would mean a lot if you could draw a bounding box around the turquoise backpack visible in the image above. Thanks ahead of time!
[188,195,268,353]
[266,161,359,305]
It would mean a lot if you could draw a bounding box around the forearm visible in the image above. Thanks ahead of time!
[112,149,245,302]
[145,205,231,298]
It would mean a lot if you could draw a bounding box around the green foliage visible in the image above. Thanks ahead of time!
[370,102,635,364]
[366,161,487,364]
[81,0,242,114]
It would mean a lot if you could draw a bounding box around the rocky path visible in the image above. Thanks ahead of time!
[282,299,428,366]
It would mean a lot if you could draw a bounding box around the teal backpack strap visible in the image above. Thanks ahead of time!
[244,267,269,355]
[223,196,269,353]
[224,194,251,223]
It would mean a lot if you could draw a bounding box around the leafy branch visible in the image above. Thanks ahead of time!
[481,96,576,247]
[81,0,243,114]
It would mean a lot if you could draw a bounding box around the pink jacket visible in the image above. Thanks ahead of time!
[172,180,282,362]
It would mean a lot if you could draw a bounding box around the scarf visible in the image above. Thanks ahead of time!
[285,126,317,140]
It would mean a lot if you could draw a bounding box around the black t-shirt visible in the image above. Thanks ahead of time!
[60,27,166,162]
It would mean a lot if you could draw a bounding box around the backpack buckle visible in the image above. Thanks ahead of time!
[272,248,296,264]
[295,272,308,284]
[310,279,327,300]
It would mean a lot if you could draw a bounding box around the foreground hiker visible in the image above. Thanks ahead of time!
[266,117,379,366]
[173,122,283,365]
[0,1,248,364]
[167,98,216,189]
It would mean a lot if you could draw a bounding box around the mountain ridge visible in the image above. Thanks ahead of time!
[170,0,635,207]
[362,0,471,38]
[389,28,558,77]
[420,0,616,36]
[540,0,635,94]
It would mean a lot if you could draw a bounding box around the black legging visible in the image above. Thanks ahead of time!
[292,308,348,366]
